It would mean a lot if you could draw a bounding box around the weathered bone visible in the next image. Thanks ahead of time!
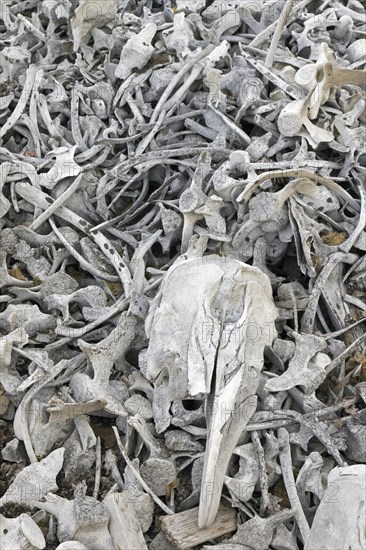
[0,513,45,550]
[144,255,277,526]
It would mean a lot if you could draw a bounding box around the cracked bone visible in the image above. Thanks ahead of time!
[144,255,277,526]
[159,205,183,255]
[271,523,299,550]
[0,448,64,507]
[116,23,157,80]
[0,46,31,83]
[35,489,113,550]
[344,411,366,463]
[71,0,117,52]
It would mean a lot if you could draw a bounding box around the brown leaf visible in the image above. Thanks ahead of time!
[321,232,348,245]
[9,266,29,281]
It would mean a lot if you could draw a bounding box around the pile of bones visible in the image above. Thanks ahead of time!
[0,0,365,549]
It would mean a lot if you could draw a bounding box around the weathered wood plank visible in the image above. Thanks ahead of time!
[160,505,237,549]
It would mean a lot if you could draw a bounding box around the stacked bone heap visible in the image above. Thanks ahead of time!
[0,1,365,549]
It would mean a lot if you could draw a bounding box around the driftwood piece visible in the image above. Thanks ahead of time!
[160,505,237,549]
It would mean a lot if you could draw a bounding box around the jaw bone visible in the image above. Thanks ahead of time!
[198,275,277,528]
